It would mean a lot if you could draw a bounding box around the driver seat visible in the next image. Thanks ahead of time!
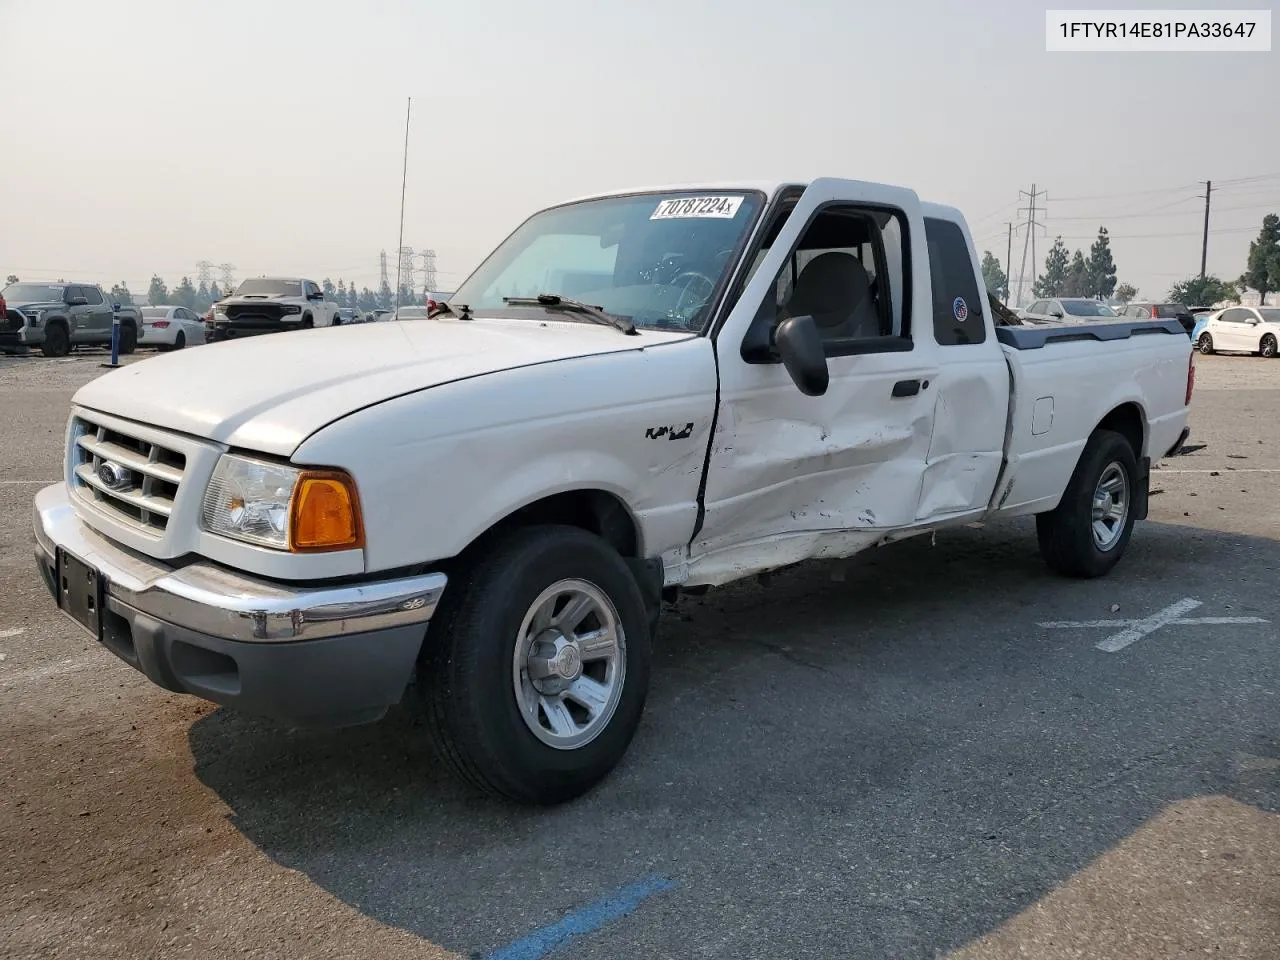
[783,252,881,338]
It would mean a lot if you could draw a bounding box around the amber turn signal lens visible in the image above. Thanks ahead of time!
[289,471,364,551]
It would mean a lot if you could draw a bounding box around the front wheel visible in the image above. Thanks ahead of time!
[40,323,70,358]
[1261,334,1277,358]
[420,525,651,805]
[1036,428,1139,579]
[1197,332,1214,355]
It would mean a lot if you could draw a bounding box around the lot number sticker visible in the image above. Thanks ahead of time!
[651,196,744,220]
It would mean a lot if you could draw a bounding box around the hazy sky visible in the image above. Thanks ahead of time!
[2,0,1277,302]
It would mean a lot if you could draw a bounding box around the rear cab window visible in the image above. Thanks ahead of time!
[923,216,985,345]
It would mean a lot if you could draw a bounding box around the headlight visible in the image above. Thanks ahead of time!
[199,454,364,552]
[26,309,43,326]
[213,305,228,316]
[281,304,301,315]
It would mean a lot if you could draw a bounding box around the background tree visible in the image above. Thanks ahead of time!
[1033,238,1070,297]
[377,276,393,310]
[347,281,358,309]
[1114,282,1138,303]
[322,277,337,301]
[980,251,1007,298]
[147,275,168,306]
[172,276,197,309]
[208,281,222,303]
[1240,213,1280,305]
[1086,227,1117,299]
[196,280,210,307]
[109,283,133,306]
[5,274,18,285]
[1168,275,1238,306]
[358,287,379,311]
[1064,250,1089,296]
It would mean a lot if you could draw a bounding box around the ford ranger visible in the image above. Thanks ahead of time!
[32,178,1194,805]
[1,281,141,357]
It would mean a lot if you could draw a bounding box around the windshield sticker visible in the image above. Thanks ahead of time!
[650,196,744,220]
[953,296,969,322]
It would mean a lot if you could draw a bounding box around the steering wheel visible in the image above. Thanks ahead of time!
[668,270,717,320]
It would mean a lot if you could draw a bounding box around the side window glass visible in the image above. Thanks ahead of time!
[766,205,909,344]
[1029,300,1045,315]
[65,286,82,303]
[82,286,103,305]
[924,216,986,345]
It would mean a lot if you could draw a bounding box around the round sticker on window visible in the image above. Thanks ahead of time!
[953,296,968,322]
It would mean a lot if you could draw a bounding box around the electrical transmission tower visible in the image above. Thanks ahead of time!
[218,263,237,291]
[397,246,416,296]
[420,249,437,294]
[195,260,214,287]
[1013,185,1048,308]
[379,250,390,293]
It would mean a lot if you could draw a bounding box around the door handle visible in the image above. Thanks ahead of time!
[891,379,922,398]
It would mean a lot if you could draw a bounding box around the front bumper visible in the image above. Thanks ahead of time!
[33,483,447,728]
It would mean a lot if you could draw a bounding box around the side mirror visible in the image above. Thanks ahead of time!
[1049,310,1064,319]
[774,314,829,396]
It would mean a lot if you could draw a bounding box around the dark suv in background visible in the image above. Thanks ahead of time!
[1118,301,1196,334]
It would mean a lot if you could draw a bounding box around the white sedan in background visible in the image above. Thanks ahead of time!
[139,305,207,350]
[1196,305,1280,358]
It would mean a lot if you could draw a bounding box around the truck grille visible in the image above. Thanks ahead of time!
[69,414,187,535]
[225,302,287,321]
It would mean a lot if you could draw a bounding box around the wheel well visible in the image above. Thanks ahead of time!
[1096,402,1145,457]
[466,490,640,561]
[46,315,68,331]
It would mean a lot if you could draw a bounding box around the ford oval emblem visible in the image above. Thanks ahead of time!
[97,461,130,490]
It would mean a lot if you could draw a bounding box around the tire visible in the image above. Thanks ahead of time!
[1036,428,1140,579]
[119,323,137,354]
[173,330,186,350]
[301,314,313,329]
[1261,334,1278,359]
[420,524,652,805]
[1197,332,1214,355]
[40,322,70,358]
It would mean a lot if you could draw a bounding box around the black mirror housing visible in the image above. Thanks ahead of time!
[774,314,829,396]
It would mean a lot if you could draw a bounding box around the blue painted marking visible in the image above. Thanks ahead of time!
[484,874,678,960]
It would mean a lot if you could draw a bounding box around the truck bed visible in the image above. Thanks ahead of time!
[995,317,1186,349]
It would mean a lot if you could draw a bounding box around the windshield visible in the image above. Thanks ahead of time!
[1259,309,1280,323]
[449,190,765,332]
[1062,300,1118,317]
[1155,304,1192,318]
[141,308,169,318]
[3,283,65,302]
[234,278,302,297]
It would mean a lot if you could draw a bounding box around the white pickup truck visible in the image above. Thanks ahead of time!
[33,178,1194,805]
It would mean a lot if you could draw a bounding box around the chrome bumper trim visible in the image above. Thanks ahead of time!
[34,483,446,643]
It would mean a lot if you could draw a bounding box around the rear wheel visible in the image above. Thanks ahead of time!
[1261,334,1277,358]
[40,322,70,358]
[1197,332,1214,354]
[173,330,186,350]
[420,525,651,805]
[119,322,137,354]
[1036,428,1139,579]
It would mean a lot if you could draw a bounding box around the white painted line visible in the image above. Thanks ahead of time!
[1095,598,1203,653]
[1040,616,1269,628]
[0,627,24,639]
[0,480,58,485]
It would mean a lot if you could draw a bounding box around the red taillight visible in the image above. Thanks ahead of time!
[153,320,170,329]
[426,298,439,311]
[1185,351,1196,405]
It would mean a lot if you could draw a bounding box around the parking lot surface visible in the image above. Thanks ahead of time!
[2,350,1278,959]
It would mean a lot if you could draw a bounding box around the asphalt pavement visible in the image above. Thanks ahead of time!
[1,349,1277,960]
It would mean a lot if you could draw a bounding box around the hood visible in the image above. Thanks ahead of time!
[220,293,299,303]
[71,316,692,456]
[9,299,63,311]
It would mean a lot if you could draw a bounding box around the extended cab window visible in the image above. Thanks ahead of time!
[754,204,909,348]
[923,216,985,345]
[81,286,103,305]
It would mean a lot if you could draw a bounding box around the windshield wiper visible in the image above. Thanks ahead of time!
[502,293,637,335]
[427,301,471,320]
